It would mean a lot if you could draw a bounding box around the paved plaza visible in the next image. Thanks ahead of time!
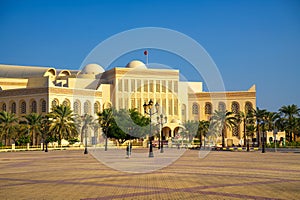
[0,149,300,200]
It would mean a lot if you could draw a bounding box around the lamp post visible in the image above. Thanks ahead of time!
[127,127,132,157]
[261,121,266,153]
[274,128,278,152]
[244,118,250,152]
[84,127,88,154]
[157,114,167,153]
[143,100,159,158]
[82,115,88,155]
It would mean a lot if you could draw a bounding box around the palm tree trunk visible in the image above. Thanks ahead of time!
[199,132,202,149]
[33,131,36,146]
[243,119,246,147]
[222,129,225,147]
[257,122,260,147]
[4,134,7,146]
[293,132,296,142]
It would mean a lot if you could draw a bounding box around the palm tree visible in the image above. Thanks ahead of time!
[23,113,43,146]
[265,111,280,132]
[40,115,51,151]
[0,111,18,146]
[253,107,268,147]
[246,124,256,146]
[48,105,78,146]
[97,108,114,151]
[183,120,199,143]
[81,114,94,154]
[279,104,300,142]
[210,110,237,147]
[197,120,209,148]
[236,111,254,147]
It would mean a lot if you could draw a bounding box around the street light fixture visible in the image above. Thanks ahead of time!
[127,127,132,158]
[157,114,167,153]
[84,127,88,154]
[261,121,266,153]
[82,115,89,155]
[244,118,250,152]
[143,100,159,158]
[274,127,278,152]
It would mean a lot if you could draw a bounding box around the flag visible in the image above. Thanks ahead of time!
[144,50,148,55]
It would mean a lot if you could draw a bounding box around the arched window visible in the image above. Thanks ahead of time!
[231,101,240,114]
[31,100,37,113]
[245,102,253,114]
[84,101,91,114]
[232,126,240,137]
[11,102,16,114]
[20,101,26,114]
[52,99,59,108]
[218,102,226,112]
[73,100,81,115]
[62,99,70,107]
[94,101,100,114]
[41,100,47,113]
[103,102,112,109]
[2,103,6,111]
[192,103,199,115]
[205,102,212,115]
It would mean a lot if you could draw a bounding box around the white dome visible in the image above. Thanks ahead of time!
[82,64,105,75]
[126,60,147,69]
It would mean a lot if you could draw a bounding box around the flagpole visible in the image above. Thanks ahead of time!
[147,52,148,65]
[144,50,148,65]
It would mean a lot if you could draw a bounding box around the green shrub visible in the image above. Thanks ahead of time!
[16,135,31,146]
[68,138,80,145]
[286,141,300,147]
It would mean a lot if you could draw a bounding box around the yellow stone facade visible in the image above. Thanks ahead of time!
[0,60,256,146]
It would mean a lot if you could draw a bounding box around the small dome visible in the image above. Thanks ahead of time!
[126,60,147,69]
[82,64,105,75]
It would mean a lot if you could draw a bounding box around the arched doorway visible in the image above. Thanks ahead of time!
[162,127,171,140]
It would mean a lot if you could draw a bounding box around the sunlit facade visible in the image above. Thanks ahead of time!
[0,60,256,146]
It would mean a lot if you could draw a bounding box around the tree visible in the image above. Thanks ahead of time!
[264,111,280,132]
[236,110,255,147]
[279,104,300,142]
[128,108,150,138]
[210,110,237,147]
[97,108,114,151]
[246,124,256,146]
[81,114,94,141]
[40,115,52,150]
[0,111,18,146]
[80,114,94,154]
[196,120,210,148]
[108,108,150,144]
[183,120,199,142]
[48,105,78,146]
[253,107,268,147]
[23,113,43,145]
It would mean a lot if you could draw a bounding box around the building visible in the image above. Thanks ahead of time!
[0,60,256,146]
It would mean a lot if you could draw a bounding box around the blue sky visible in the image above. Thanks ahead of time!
[0,0,299,111]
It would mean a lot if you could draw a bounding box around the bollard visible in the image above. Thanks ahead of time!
[27,143,30,150]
